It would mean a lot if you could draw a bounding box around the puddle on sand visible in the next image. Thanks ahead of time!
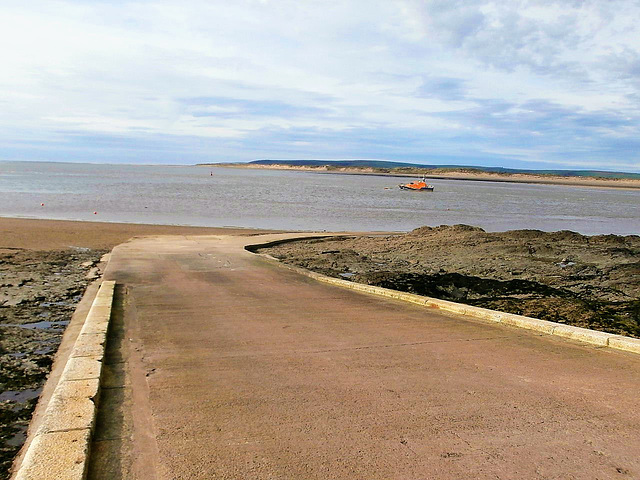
[339,272,356,278]
[6,426,27,447]
[34,347,53,355]
[40,300,72,307]
[0,388,42,403]
[8,347,55,357]
[558,261,576,268]
[5,320,69,330]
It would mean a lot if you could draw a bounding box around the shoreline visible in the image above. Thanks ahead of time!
[0,217,283,251]
[205,163,640,190]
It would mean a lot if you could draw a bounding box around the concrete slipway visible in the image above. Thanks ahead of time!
[15,234,640,479]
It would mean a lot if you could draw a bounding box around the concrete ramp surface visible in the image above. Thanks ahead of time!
[90,234,640,480]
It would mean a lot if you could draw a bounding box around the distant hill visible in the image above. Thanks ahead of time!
[247,159,640,180]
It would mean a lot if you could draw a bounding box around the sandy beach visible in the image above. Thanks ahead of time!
[0,217,279,251]
[212,163,640,190]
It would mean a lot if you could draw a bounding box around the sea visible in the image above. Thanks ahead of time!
[1,161,639,235]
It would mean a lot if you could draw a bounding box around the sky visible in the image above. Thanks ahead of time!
[1,0,640,171]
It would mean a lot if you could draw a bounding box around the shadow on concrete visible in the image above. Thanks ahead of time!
[87,284,132,480]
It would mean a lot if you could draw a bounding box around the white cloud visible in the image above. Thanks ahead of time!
[0,0,639,170]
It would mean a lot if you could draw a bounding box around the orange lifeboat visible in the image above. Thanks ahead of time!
[399,177,434,191]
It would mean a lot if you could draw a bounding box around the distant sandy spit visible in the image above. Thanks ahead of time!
[206,163,640,190]
[0,217,280,251]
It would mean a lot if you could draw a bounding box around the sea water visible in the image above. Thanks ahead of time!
[1,161,639,235]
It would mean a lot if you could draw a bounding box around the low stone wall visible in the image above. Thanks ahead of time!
[13,281,116,480]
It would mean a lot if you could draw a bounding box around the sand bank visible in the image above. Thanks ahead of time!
[212,163,640,190]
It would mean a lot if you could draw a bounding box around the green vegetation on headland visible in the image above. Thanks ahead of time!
[198,159,640,181]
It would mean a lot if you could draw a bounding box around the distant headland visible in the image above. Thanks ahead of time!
[198,160,640,189]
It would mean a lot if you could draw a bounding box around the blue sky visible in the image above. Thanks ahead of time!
[1,0,640,171]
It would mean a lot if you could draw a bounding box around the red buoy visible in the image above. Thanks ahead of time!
[40,203,44,206]
[93,211,97,215]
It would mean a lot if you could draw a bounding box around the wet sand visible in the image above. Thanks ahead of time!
[0,217,280,251]
[0,217,278,479]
